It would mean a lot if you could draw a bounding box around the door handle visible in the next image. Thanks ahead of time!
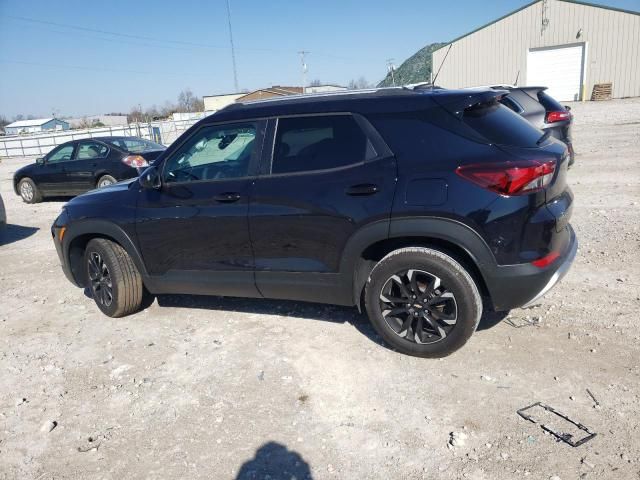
[345,183,380,196]
[214,192,241,203]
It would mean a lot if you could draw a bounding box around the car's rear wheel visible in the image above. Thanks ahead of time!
[18,178,42,204]
[84,238,144,317]
[97,175,117,188]
[365,247,482,358]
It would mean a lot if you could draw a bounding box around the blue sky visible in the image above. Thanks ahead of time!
[0,0,637,118]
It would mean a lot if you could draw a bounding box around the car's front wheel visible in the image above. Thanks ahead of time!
[18,178,42,203]
[84,238,145,317]
[365,247,482,358]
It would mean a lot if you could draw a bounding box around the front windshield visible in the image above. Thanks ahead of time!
[105,138,165,153]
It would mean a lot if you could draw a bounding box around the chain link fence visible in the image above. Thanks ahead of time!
[0,116,204,158]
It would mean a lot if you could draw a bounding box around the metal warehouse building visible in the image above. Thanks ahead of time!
[432,0,640,101]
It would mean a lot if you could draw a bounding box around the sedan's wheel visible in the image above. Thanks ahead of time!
[18,178,42,204]
[365,247,482,358]
[97,175,117,188]
[84,238,144,317]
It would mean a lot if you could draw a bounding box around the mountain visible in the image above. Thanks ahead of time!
[377,42,448,87]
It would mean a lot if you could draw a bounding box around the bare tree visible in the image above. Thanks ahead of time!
[310,79,322,87]
[347,77,372,90]
[0,115,9,129]
[76,117,93,129]
[177,88,203,113]
[127,105,144,123]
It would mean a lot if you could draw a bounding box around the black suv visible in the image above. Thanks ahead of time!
[52,87,576,357]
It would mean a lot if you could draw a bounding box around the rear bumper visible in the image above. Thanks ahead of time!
[485,225,577,311]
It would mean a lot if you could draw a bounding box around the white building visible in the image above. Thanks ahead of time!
[432,0,640,101]
[5,118,70,135]
[304,84,348,94]
[203,93,245,112]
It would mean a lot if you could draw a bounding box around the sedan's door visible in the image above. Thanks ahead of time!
[136,120,266,298]
[38,143,77,195]
[66,140,111,193]
[249,114,397,305]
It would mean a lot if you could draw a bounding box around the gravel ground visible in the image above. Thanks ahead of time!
[0,98,639,480]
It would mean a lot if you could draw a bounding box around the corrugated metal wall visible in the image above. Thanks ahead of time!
[432,0,640,99]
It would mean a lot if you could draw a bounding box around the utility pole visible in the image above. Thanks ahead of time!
[386,59,396,86]
[298,51,309,92]
[226,0,239,92]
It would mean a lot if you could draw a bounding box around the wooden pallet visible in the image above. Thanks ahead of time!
[591,83,612,101]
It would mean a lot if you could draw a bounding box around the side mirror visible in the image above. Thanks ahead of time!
[36,157,45,165]
[139,166,162,190]
[564,105,572,111]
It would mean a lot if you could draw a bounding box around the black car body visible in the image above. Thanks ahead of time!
[13,136,165,203]
[52,87,576,357]
[495,86,574,166]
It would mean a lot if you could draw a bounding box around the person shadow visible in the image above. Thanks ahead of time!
[235,441,313,480]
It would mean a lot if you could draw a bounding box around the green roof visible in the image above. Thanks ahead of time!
[434,0,640,54]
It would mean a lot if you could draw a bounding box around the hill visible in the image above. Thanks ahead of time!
[377,42,447,87]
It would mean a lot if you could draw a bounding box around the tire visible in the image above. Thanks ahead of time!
[365,247,482,358]
[84,238,144,317]
[97,175,117,188]
[18,178,42,203]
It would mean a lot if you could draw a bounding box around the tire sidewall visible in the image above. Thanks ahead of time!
[365,249,482,357]
[84,241,121,317]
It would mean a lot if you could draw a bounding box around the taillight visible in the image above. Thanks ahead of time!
[545,110,571,123]
[531,251,560,268]
[456,160,556,196]
[122,155,148,168]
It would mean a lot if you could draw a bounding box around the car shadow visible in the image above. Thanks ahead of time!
[156,293,384,346]
[154,293,507,348]
[235,441,313,480]
[0,224,39,246]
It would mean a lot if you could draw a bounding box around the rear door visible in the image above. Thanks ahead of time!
[249,113,397,304]
[67,140,111,192]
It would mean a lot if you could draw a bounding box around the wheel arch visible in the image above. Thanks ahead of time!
[64,220,148,288]
[343,217,496,309]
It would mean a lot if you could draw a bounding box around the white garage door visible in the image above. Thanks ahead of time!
[527,44,584,101]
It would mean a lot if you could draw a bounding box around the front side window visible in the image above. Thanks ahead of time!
[76,141,109,160]
[272,115,370,174]
[46,144,75,164]
[163,123,257,183]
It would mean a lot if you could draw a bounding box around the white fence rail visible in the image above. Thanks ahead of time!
[0,117,204,158]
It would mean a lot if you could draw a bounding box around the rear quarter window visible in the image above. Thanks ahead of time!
[462,100,543,148]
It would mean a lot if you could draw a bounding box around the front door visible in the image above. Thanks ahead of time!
[136,120,266,297]
[38,143,77,194]
[249,114,397,304]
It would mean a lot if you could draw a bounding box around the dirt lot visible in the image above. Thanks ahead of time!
[1,99,639,480]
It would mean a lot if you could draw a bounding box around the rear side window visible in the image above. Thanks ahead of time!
[537,91,565,112]
[272,115,371,174]
[462,100,543,147]
[76,141,109,160]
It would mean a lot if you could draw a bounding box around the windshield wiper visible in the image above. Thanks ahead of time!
[536,130,551,146]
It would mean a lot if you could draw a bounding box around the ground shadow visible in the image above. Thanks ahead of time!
[235,441,313,480]
[156,293,384,347]
[0,224,39,246]
[155,293,507,348]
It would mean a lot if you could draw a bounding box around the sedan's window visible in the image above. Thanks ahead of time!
[163,123,257,183]
[272,115,370,174]
[47,145,75,164]
[106,138,164,153]
[76,142,109,160]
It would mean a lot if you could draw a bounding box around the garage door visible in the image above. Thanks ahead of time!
[527,44,585,101]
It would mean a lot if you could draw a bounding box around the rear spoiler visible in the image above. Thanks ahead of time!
[430,88,509,117]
